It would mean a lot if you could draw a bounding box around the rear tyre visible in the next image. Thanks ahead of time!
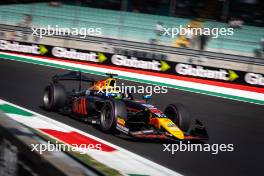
[43,83,66,111]
[100,99,127,133]
[164,103,191,132]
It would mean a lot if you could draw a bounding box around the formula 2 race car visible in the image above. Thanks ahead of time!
[42,71,208,141]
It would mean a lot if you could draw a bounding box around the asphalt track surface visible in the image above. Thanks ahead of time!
[0,58,264,176]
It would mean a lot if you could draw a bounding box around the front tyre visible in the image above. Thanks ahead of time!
[164,103,191,132]
[100,99,126,133]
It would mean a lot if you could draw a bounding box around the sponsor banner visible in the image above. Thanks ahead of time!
[0,39,263,88]
[244,72,264,86]
[173,63,264,88]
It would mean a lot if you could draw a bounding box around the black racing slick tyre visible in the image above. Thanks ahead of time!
[164,103,191,132]
[43,83,66,111]
[100,99,127,133]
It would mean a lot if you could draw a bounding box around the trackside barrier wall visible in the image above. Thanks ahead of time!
[0,38,263,88]
[0,24,264,66]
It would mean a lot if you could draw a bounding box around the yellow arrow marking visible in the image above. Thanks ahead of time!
[39,45,48,55]
[160,60,170,72]
[98,52,107,63]
[228,70,239,81]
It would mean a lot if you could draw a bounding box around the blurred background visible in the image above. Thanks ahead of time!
[0,0,263,57]
[0,2,264,176]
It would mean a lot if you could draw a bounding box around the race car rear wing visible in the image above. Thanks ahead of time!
[52,71,95,83]
[52,71,95,91]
